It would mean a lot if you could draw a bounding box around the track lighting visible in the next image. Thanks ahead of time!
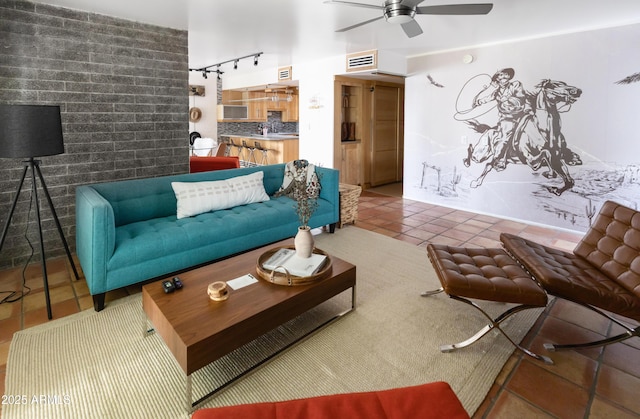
[188,52,263,79]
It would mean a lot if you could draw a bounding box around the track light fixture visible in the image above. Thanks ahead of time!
[195,68,222,80]
[188,52,263,79]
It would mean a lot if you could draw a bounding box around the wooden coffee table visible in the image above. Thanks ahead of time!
[142,240,356,411]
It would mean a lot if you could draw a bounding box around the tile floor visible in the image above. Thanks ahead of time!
[1,188,639,418]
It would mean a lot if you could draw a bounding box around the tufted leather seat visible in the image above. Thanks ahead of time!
[426,244,551,363]
[427,246,547,306]
[502,200,640,351]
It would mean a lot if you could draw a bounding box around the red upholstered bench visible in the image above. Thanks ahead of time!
[189,156,240,173]
[192,382,469,419]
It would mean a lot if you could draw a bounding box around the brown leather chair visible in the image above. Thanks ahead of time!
[501,200,640,352]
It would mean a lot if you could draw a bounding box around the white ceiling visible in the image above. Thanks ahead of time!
[29,0,640,77]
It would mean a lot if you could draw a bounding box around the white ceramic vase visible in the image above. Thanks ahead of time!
[294,226,314,258]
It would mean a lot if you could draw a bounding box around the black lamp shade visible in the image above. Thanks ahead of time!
[0,104,65,158]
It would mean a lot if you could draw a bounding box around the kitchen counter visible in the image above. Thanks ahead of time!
[221,133,298,140]
[220,133,298,164]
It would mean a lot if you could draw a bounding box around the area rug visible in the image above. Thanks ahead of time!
[3,227,543,418]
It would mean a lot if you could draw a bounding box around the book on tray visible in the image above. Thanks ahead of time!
[262,248,327,277]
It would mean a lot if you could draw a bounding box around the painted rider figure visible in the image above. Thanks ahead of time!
[472,68,532,171]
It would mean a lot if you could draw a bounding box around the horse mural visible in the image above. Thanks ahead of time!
[461,75,582,196]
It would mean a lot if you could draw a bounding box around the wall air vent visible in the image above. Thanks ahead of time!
[346,50,377,72]
[278,66,292,81]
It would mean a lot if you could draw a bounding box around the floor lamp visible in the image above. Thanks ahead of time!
[0,104,80,320]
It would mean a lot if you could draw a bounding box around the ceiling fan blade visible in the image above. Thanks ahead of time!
[323,0,384,11]
[401,19,423,38]
[336,15,385,32]
[400,0,426,8]
[416,3,493,15]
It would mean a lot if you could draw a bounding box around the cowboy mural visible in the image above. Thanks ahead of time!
[457,68,582,196]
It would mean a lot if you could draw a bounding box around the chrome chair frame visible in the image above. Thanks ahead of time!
[422,288,553,364]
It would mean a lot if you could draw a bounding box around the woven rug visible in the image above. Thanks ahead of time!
[3,227,543,418]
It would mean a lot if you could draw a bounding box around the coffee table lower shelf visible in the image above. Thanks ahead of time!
[141,241,357,413]
[186,292,355,410]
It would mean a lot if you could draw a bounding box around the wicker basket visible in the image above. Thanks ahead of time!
[339,183,362,228]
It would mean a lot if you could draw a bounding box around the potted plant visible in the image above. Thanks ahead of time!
[292,174,319,258]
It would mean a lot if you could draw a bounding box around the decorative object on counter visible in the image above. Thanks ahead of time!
[0,104,80,320]
[275,160,321,258]
[207,281,229,301]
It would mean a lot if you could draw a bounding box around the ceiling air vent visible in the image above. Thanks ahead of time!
[346,50,377,72]
[278,66,292,81]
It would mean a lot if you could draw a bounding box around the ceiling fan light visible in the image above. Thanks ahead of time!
[384,6,415,24]
[386,14,413,24]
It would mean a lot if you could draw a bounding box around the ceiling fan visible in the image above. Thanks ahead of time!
[324,0,493,38]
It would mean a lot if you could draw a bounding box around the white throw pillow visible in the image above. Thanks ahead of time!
[172,171,270,219]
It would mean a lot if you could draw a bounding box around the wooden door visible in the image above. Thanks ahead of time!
[370,85,402,187]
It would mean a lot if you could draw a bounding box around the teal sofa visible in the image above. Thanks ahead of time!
[75,164,339,311]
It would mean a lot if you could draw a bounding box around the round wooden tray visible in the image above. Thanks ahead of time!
[256,246,332,286]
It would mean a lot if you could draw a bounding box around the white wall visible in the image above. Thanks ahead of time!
[404,23,640,232]
[188,73,218,140]
[295,55,344,168]
[221,55,345,169]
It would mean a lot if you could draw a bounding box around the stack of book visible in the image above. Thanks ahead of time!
[262,248,327,277]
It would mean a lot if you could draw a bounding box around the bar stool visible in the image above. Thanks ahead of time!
[242,139,257,166]
[222,138,233,157]
[227,138,244,160]
[254,141,272,165]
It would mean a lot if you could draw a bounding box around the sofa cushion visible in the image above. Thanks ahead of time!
[108,196,301,272]
[172,171,270,219]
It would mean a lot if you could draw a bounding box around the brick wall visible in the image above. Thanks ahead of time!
[0,0,189,269]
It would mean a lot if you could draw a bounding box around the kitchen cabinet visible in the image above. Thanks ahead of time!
[247,91,267,121]
[284,93,298,121]
[266,91,298,122]
[221,90,242,103]
[220,88,298,122]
